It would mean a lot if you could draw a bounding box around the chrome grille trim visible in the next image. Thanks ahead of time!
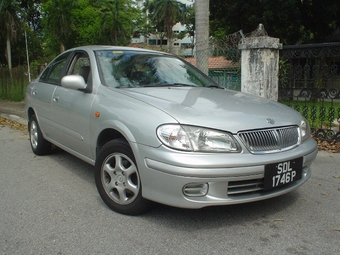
[238,126,300,154]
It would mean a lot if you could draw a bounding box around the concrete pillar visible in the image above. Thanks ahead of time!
[238,34,282,101]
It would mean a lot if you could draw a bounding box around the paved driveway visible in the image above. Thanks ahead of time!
[1,124,339,255]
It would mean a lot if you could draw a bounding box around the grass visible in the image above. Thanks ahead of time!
[281,100,340,129]
[0,79,27,101]
[0,67,29,102]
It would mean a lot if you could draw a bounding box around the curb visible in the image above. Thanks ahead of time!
[0,113,27,126]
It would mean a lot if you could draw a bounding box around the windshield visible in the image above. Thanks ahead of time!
[95,50,216,88]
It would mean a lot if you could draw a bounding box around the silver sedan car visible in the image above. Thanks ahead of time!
[25,46,318,215]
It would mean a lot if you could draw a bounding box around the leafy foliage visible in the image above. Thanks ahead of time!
[95,0,140,46]
[210,0,340,45]
[0,0,22,43]
[72,0,101,46]
[0,0,22,71]
[42,0,76,52]
[0,0,339,68]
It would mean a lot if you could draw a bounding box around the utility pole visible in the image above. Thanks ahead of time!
[25,30,31,82]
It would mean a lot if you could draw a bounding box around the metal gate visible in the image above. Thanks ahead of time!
[279,42,340,142]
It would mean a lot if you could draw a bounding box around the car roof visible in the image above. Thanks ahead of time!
[67,45,171,55]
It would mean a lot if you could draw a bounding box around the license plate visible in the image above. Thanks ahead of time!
[263,158,303,190]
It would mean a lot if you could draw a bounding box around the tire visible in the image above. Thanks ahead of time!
[28,114,52,155]
[95,139,151,215]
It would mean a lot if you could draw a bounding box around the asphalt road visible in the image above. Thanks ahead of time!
[1,125,339,255]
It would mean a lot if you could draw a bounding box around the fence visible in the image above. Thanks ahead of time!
[206,33,243,91]
[0,66,29,101]
[279,42,340,141]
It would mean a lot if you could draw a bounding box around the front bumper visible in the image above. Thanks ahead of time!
[135,138,318,209]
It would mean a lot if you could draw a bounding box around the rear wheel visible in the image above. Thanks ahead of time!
[28,114,52,155]
[95,139,151,215]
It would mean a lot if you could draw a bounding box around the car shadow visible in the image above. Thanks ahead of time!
[47,147,94,183]
[141,191,299,230]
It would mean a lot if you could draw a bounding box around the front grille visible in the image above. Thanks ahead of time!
[238,126,300,154]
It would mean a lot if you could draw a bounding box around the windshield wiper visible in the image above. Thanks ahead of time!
[143,83,197,87]
[206,84,224,89]
[170,83,197,87]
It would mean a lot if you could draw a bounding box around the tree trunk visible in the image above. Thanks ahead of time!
[167,23,172,53]
[60,42,65,53]
[195,0,209,75]
[6,38,12,77]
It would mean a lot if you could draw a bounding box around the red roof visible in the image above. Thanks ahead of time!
[127,43,165,52]
[184,56,239,69]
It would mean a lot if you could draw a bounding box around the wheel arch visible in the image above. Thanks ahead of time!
[94,117,150,161]
[96,128,128,158]
[27,107,35,119]
[27,107,36,131]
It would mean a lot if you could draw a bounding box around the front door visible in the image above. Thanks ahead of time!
[50,51,95,158]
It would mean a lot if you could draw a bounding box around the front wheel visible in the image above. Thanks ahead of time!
[28,114,52,155]
[95,139,151,215]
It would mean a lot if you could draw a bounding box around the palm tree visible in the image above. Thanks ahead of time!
[195,0,209,74]
[0,0,22,76]
[43,0,75,52]
[148,0,182,53]
[99,0,125,45]
[97,0,139,46]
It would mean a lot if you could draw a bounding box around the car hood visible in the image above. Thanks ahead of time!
[122,87,301,133]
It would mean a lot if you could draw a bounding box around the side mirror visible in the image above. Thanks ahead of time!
[61,75,87,91]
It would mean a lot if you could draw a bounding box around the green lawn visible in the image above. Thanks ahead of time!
[0,67,29,102]
[0,77,28,101]
[281,100,340,129]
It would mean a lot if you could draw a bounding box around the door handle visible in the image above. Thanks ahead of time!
[53,95,59,103]
[32,89,37,95]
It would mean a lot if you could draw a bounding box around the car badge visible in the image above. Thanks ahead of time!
[266,118,275,125]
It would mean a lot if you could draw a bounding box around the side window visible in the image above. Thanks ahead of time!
[40,52,70,84]
[67,52,91,84]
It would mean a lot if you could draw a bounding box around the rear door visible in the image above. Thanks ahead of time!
[29,52,71,139]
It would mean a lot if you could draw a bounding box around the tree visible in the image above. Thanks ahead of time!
[195,0,209,74]
[143,0,166,48]
[298,0,340,43]
[73,0,102,46]
[42,0,76,52]
[21,0,43,32]
[148,0,182,53]
[209,0,340,45]
[0,0,22,75]
[97,0,141,46]
[20,0,45,71]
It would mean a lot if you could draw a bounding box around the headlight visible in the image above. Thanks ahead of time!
[300,118,311,142]
[157,124,241,152]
